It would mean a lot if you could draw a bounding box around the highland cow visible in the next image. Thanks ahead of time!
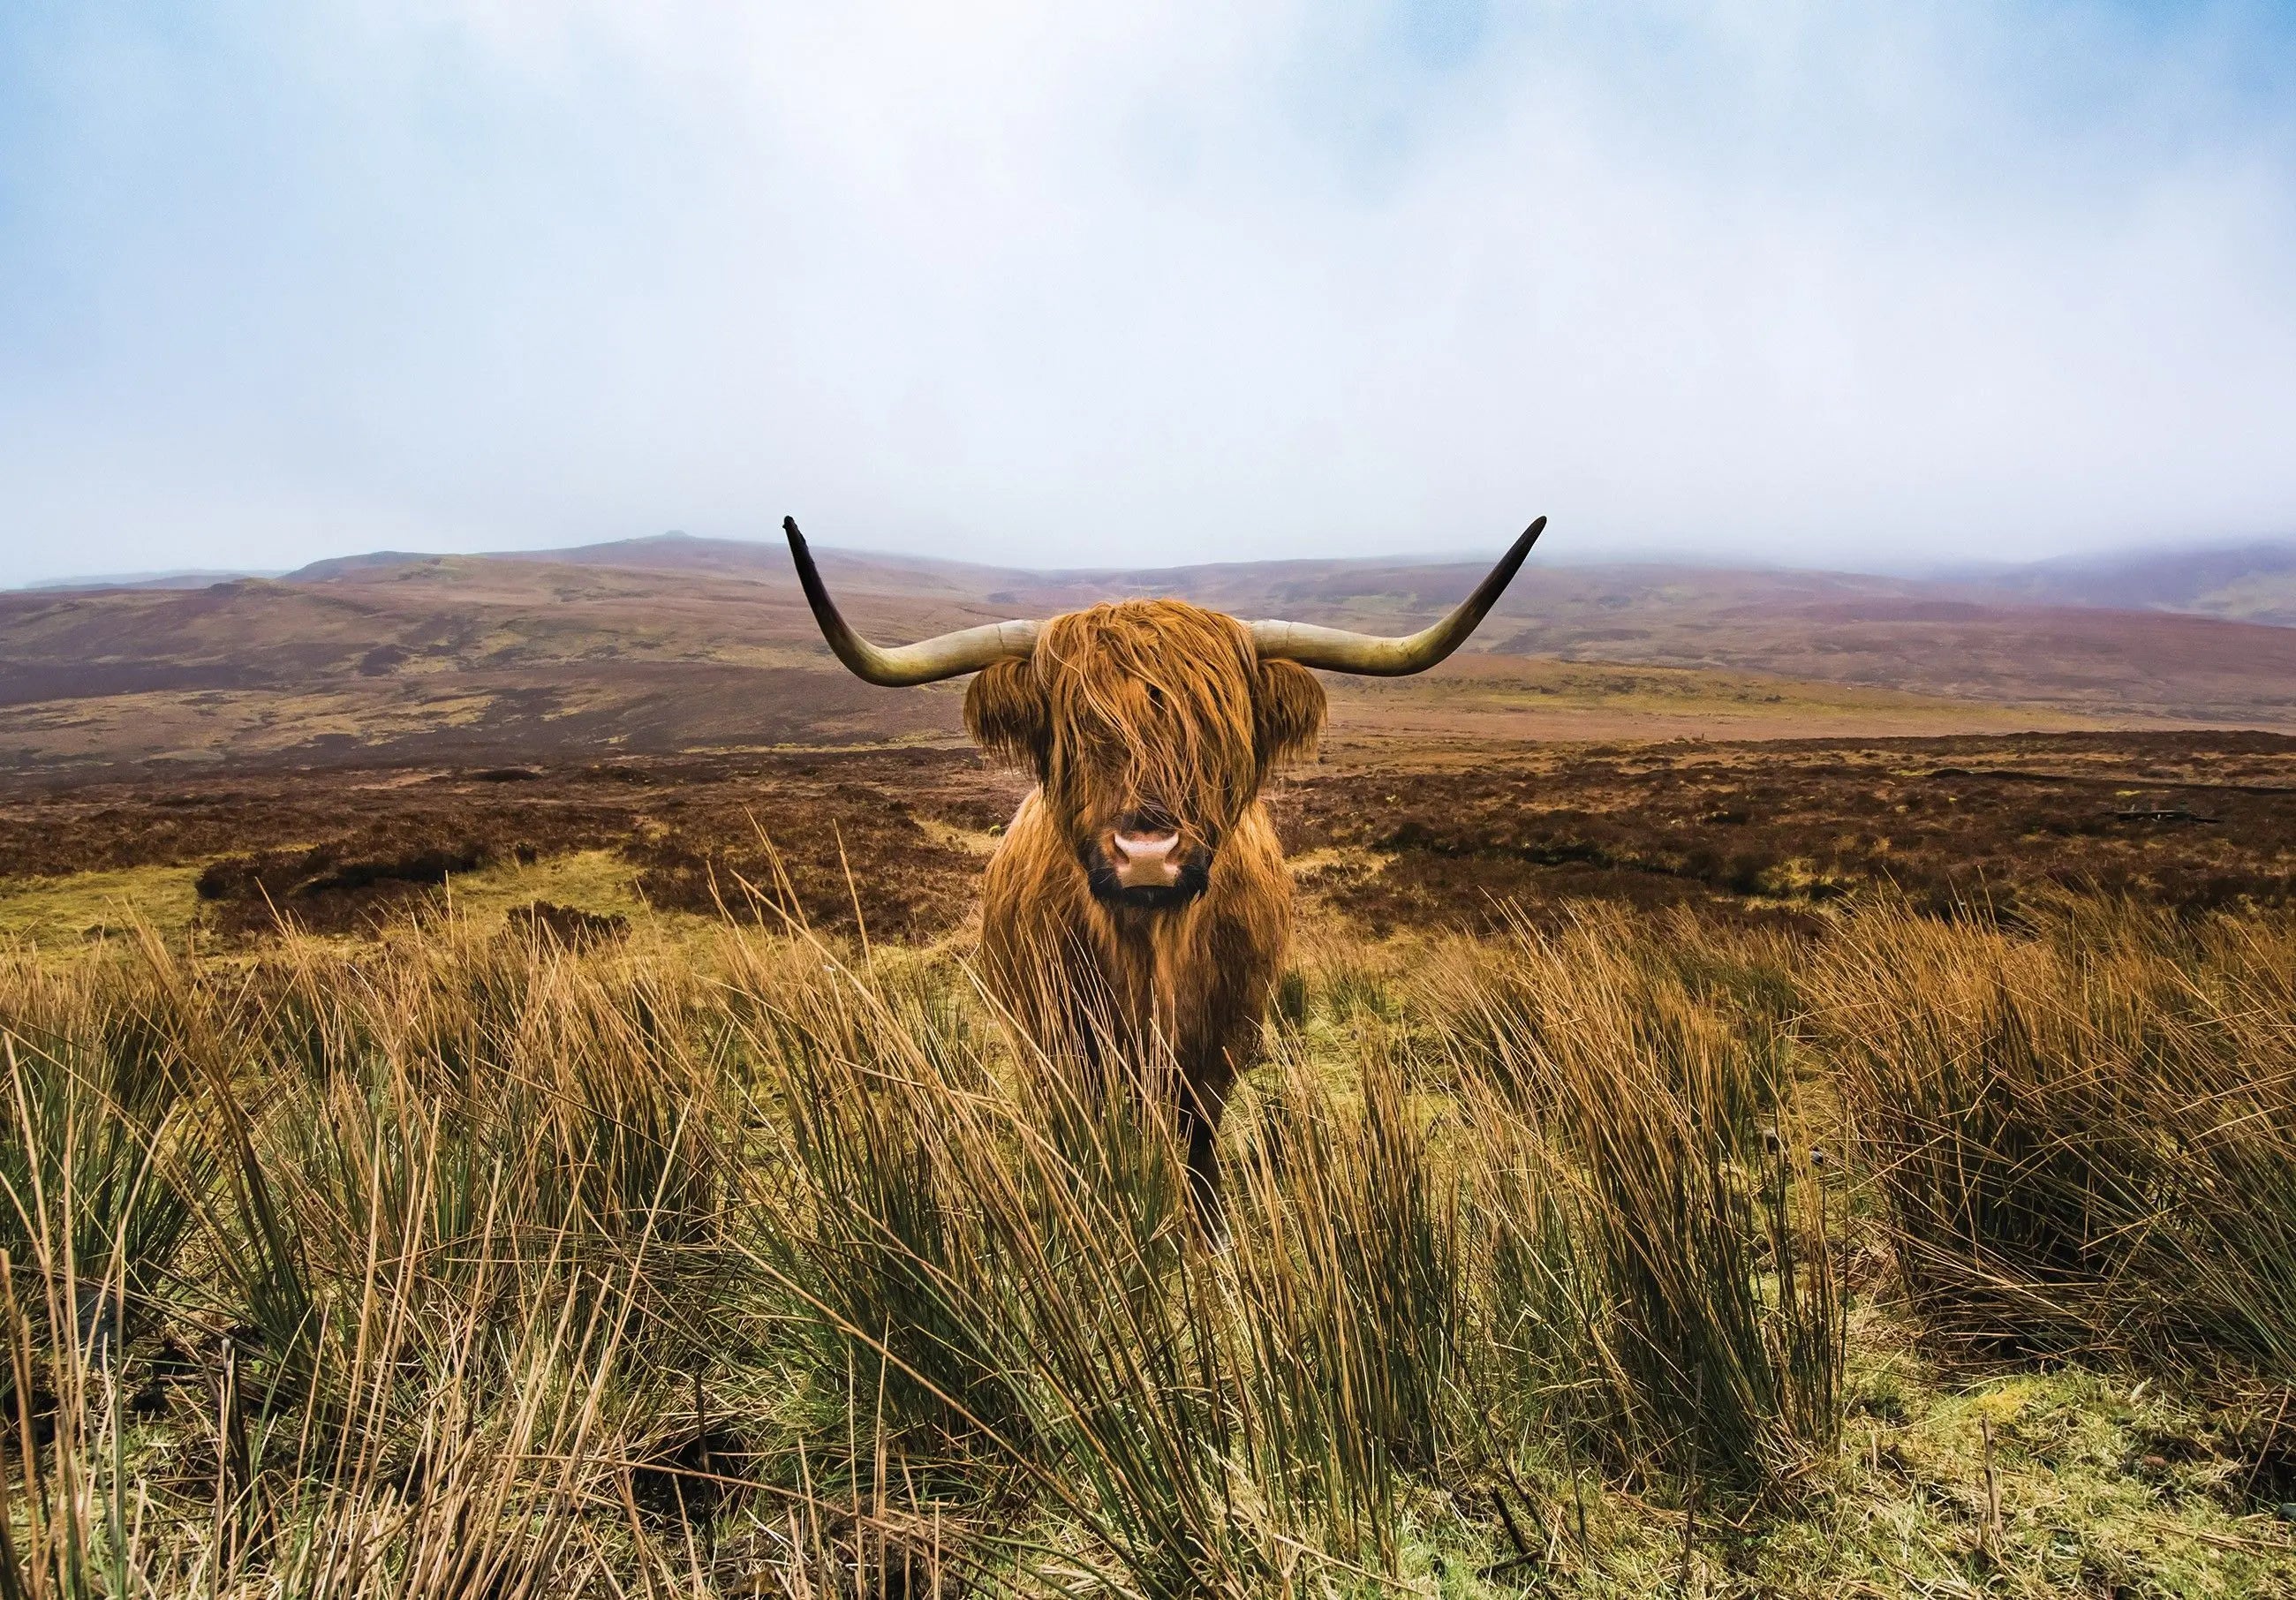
[785,514,1545,1204]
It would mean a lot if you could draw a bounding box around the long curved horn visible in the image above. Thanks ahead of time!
[784,517,1040,686]
[1250,517,1546,676]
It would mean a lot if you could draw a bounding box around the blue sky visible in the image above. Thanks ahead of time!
[3,2,2292,585]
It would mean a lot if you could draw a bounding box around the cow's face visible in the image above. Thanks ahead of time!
[964,600,1325,909]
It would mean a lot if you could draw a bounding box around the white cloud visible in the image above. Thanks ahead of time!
[2,1,2292,583]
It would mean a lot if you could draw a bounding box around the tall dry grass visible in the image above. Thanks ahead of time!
[1427,906,1844,1493]
[1815,897,2296,1374]
[0,889,2290,1593]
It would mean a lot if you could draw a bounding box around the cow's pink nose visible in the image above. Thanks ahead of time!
[1110,830,1182,887]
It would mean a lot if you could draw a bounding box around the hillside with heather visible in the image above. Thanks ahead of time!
[10,533,2296,777]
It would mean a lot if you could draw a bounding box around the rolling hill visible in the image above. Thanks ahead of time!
[1947,540,2296,625]
[7,532,2296,776]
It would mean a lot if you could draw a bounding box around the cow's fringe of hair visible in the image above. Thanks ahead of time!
[965,600,1323,845]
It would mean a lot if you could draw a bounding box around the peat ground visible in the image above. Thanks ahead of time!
[4,729,2294,947]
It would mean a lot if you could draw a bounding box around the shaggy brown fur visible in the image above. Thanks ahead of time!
[964,600,1325,1203]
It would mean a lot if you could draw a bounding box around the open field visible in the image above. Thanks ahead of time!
[4,730,2296,1595]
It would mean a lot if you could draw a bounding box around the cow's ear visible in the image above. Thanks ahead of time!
[1253,659,1325,767]
[964,659,1050,771]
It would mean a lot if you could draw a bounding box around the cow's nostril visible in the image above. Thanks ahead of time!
[1112,830,1180,863]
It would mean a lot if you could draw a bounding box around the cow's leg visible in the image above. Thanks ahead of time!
[1178,1102,1220,1226]
[1176,1057,1235,1235]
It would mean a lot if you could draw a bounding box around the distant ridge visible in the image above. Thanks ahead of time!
[285,531,1020,588]
[285,550,444,581]
[1945,539,2296,626]
[28,568,283,592]
[24,530,2296,630]
[274,529,2296,626]
[11,526,2296,773]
